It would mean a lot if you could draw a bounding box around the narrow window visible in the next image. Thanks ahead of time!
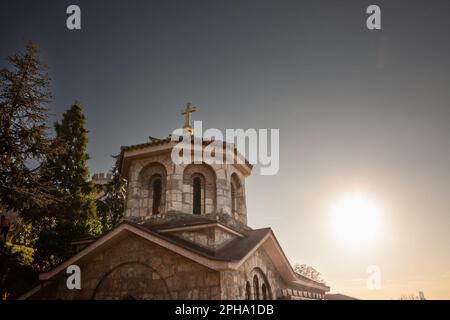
[262,283,267,300]
[193,177,202,215]
[231,182,236,213]
[230,173,241,216]
[152,178,162,215]
[246,281,251,300]
[253,275,260,300]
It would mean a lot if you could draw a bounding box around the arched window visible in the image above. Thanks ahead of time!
[193,176,202,215]
[253,275,260,300]
[141,163,167,217]
[183,164,217,215]
[231,182,237,213]
[262,283,267,300]
[152,178,162,215]
[246,281,251,300]
[249,268,272,300]
[230,173,242,217]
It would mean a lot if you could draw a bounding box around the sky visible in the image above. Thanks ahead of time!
[1,0,450,299]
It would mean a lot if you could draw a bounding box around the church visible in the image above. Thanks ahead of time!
[20,105,329,300]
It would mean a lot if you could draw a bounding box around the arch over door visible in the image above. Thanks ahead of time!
[92,262,172,300]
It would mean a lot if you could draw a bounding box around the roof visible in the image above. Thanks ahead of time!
[325,293,359,300]
[19,219,329,299]
[120,136,173,152]
[120,136,240,153]
[118,135,253,179]
[214,228,271,260]
[136,221,271,262]
[140,214,226,231]
[138,211,252,234]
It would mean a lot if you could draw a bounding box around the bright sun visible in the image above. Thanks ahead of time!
[329,193,383,249]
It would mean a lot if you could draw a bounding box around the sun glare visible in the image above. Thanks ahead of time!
[329,193,383,249]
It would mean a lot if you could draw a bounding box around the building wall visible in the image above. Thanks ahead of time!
[124,150,248,225]
[29,234,326,300]
[220,246,286,300]
[169,227,237,250]
[219,247,328,300]
[182,163,217,214]
[138,162,167,216]
[32,235,221,300]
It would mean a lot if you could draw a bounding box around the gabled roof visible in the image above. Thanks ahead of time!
[20,219,329,299]
[139,211,251,234]
[120,136,173,152]
[325,293,359,300]
[141,215,233,231]
[155,224,269,261]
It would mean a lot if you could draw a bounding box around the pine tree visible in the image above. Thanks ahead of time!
[32,102,101,270]
[0,42,54,211]
[52,101,99,229]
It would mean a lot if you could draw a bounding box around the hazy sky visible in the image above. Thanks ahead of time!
[2,0,450,299]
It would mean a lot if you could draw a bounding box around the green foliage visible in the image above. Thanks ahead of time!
[0,42,114,298]
[0,242,38,299]
[32,218,71,271]
[9,218,38,248]
[52,102,101,236]
[96,156,126,232]
[7,243,35,266]
[30,102,101,269]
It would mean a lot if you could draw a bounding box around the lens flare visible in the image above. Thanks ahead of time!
[329,193,383,249]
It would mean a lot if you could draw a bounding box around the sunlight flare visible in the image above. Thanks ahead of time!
[329,193,383,249]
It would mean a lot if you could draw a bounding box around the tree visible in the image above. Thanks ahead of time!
[0,41,55,211]
[96,156,126,233]
[31,102,101,270]
[0,42,55,298]
[400,294,418,300]
[399,292,426,300]
[0,43,104,296]
[293,263,325,283]
[0,242,37,300]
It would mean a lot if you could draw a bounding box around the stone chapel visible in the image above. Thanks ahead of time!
[21,105,330,300]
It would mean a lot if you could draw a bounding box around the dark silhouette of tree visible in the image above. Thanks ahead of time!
[0,242,37,300]
[96,156,126,232]
[0,41,55,211]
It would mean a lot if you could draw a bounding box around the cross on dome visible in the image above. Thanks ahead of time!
[181,102,197,134]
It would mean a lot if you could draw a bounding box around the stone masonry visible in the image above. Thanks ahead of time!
[33,234,221,300]
[124,149,248,225]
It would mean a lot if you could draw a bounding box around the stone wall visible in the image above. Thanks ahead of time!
[29,232,326,300]
[230,172,247,225]
[32,235,221,300]
[138,162,167,216]
[182,164,217,214]
[220,246,286,300]
[170,226,237,250]
[219,246,328,300]
[124,149,248,226]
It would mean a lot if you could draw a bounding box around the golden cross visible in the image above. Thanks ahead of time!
[181,103,197,134]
